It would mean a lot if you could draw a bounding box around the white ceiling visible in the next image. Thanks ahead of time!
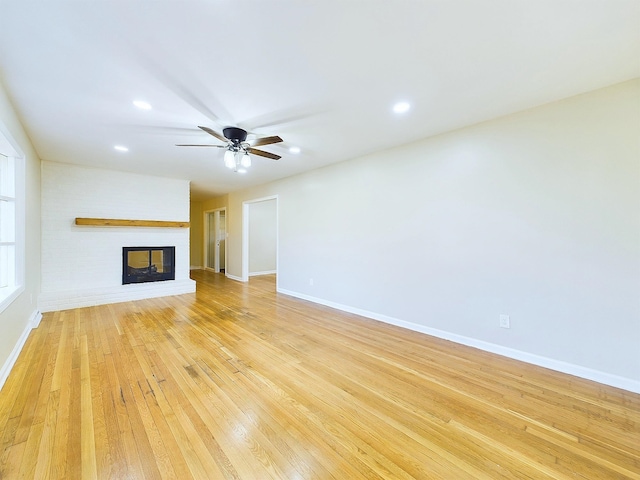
[1,1,638,200]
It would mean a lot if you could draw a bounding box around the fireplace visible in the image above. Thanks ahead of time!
[122,246,175,285]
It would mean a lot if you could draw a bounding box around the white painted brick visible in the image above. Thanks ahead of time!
[40,161,195,309]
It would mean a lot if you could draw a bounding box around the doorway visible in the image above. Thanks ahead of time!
[242,196,278,283]
[204,208,226,273]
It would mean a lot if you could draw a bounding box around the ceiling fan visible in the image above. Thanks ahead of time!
[176,126,283,172]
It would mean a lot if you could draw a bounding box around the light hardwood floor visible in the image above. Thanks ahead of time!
[0,270,638,479]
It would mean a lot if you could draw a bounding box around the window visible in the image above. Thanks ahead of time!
[0,148,22,310]
[0,153,16,287]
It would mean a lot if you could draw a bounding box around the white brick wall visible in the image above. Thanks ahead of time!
[40,161,195,311]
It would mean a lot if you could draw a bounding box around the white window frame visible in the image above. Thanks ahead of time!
[0,127,25,313]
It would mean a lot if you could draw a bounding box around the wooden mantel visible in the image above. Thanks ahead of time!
[75,217,189,228]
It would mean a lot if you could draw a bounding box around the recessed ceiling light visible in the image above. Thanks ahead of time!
[133,100,152,110]
[237,168,247,174]
[114,145,129,152]
[289,146,301,154]
[393,101,411,114]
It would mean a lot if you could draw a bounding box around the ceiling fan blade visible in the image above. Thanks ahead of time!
[198,126,228,143]
[175,144,225,147]
[248,148,281,160]
[251,135,283,147]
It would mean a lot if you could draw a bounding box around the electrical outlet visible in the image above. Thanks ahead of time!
[499,314,510,329]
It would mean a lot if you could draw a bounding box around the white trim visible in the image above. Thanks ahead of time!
[203,207,227,273]
[225,273,245,282]
[30,309,43,329]
[38,279,196,312]
[0,284,24,313]
[190,265,203,270]
[0,309,41,391]
[277,287,640,394]
[15,156,26,294]
[249,270,277,277]
[203,210,209,270]
[242,202,249,281]
[0,122,21,157]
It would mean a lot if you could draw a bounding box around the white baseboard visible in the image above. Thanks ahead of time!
[249,270,276,277]
[225,274,245,282]
[38,279,196,312]
[190,265,203,270]
[30,309,43,329]
[226,271,276,281]
[277,288,640,394]
[0,309,42,391]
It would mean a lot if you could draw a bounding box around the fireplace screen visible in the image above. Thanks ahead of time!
[123,246,175,284]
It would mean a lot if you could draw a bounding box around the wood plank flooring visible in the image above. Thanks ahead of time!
[0,270,638,479]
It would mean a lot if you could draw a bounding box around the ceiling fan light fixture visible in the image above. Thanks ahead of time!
[241,153,251,168]
[224,149,235,169]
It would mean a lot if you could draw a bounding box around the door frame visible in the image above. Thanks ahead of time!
[242,195,278,284]
[203,207,227,273]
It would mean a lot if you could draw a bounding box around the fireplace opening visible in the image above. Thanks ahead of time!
[123,246,175,285]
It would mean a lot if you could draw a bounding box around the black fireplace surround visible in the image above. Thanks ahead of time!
[122,246,175,285]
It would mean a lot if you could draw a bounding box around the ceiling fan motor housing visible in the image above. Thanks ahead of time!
[223,127,248,144]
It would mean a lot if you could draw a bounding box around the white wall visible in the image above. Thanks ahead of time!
[0,81,41,389]
[39,162,195,311]
[223,79,640,392]
[248,199,277,275]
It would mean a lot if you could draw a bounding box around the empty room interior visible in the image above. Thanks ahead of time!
[0,1,639,479]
